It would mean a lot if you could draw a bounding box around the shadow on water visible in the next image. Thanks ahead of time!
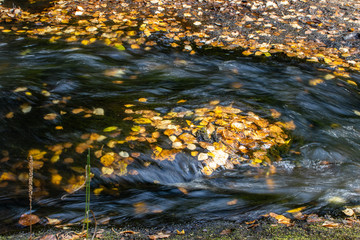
[0,38,360,233]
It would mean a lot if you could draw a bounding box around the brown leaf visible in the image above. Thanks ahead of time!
[40,234,57,240]
[269,212,291,226]
[306,214,324,223]
[44,113,58,120]
[220,229,232,235]
[227,199,237,206]
[322,221,340,228]
[19,213,40,226]
[148,232,170,240]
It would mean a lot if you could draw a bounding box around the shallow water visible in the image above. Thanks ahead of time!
[0,37,360,232]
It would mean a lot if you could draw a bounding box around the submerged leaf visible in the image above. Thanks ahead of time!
[19,214,40,226]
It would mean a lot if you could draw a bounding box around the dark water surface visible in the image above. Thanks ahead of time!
[0,37,360,232]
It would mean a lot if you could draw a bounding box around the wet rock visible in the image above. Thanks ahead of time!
[343,32,360,41]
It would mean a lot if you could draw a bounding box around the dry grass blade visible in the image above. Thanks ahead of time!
[28,155,34,240]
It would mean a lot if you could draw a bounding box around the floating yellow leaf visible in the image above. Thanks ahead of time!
[51,155,60,163]
[133,118,152,124]
[102,166,114,175]
[44,113,57,120]
[177,99,187,103]
[94,188,104,195]
[134,202,148,214]
[33,161,44,169]
[93,108,104,115]
[5,112,14,119]
[178,187,188,195]
[100,153,115,167]
[286,206,307,213]
[138,98,147,102]
[72,108,84,114]
[75,143,90,154]
[347,80,357,86]
[0,172,17,181]
[309,78,324,86]
[20,104,32,114]
[28,149,47,160]
[131,44,140,49]
[227,199,238,206]
[13,87,27,92]
[202,166,213,175]
[103,126,118,132]
[51,174,62,185]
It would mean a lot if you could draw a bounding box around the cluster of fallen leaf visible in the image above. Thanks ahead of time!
[11,101,293,197]
[261,205,360,229]
[0,0,359,84]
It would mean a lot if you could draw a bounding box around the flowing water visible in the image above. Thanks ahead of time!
[0,36,360,232]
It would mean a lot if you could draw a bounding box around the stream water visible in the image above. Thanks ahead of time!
[0,37,360,233]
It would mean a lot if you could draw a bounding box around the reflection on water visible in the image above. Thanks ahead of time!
[0,38,360,232]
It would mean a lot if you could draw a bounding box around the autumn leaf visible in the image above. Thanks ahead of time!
[133,202,148,214]
[93,108,105,115]
[286,206,306,213]
[269,212,292,226]
[46,217,61,225]
[103,126,118,132]
[309,78,324,86]
[100,153,116,167]
[28,149,47,160]
[322,221,340,228]
[102,166,114,175]
[227,199,237,206]
[19,214,40,226]
[148,232,170,240]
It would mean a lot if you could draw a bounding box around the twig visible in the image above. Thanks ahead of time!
[28,155,34,240]
[90,210,97,240]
